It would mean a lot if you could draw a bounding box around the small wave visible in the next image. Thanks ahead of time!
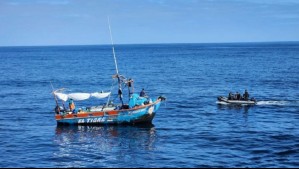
[250,149,272,154]
[275,149,298,156]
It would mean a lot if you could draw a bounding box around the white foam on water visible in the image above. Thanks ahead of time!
[256,101,289,106]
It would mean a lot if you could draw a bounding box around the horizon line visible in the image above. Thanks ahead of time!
[1,40,299,48]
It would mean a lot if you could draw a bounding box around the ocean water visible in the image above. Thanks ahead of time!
[0,42,299,167]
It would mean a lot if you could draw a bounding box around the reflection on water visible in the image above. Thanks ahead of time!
[216,104,255,125]
[53,124,156,167]
[217,104,253,114]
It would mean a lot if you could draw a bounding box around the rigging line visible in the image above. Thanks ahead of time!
[104,80,117,109]
[50,81,59,107]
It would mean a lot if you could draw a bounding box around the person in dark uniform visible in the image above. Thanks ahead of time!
[243,90,249,101]
[140,88,146,97]
[228,92,233,100]
[236,92,241,100]
[55,105,61,114]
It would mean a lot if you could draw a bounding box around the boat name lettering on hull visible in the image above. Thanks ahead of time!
[78,118,105,123]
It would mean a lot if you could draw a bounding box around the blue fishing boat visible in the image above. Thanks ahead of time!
[52,19,166,125]
[53,94,165,125]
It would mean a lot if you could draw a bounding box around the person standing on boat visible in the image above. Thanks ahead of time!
[243,90,249,101]
[228,92,233,100]
[236,92,241,100]
[140,88,147,97]
[54,105,61,114]
[69,99,75,112]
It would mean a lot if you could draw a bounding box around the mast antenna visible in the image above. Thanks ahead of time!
[108,16,119,75]
[108,16,123,106]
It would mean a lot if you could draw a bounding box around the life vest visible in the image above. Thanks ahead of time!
[69,102,75,110]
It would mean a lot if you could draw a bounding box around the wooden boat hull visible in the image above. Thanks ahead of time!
[217,96,257,105]
[55,99,162,125]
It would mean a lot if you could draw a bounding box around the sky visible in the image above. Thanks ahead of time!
[0,0,299,46]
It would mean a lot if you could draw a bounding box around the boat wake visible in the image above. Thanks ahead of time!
[256,101,299,106]
[216,100,299,106]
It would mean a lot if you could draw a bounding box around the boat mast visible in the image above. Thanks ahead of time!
[108,17,124,106]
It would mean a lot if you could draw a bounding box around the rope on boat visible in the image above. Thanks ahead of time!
[103,79,117,111]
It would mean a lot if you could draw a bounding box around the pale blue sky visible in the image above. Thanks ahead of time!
[0,0,299,46]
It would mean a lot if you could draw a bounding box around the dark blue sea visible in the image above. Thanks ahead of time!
[0,42,299,167]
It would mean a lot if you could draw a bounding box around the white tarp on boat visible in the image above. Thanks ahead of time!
[55,93,68,102]
[91,92,111,99]
[68,93,91,101]
[54,92,111,101]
